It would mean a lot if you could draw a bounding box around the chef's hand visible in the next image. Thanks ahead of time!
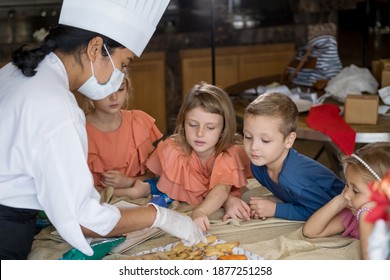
[149,203,207,245]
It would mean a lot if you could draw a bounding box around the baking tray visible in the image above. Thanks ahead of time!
[132,238,264,260]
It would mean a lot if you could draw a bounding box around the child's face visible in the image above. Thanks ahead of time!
[184,106,223,160]
[343,165,372,215]
[243,114,295,169]
[92,80,127,113]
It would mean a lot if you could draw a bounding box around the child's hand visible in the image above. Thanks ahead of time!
[100,170,130,189]
[222,196,250,221]
[249,197,276,220]
[339,185,349,197]
[191,208,210,232]
[334,186,349,205]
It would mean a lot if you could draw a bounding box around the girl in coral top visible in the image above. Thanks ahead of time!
[130,82,253,232]
[84,76,162,198]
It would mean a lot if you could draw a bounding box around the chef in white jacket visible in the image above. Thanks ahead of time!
[0,0,206,260]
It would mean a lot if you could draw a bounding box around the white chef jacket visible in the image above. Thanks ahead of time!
[0,53,121,256]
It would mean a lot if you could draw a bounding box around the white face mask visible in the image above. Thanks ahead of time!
[78,44,125,100]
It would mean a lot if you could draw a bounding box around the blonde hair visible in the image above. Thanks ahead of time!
[244,92,298,138]
[341,142,390,184]
[82,74,133,113]
[172,81,241,156]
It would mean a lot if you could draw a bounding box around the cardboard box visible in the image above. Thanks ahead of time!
[371,59,390,87]
[382,71,390,87]
[383,61,390,71]
[344,94,379,124]
[371,60,382,83]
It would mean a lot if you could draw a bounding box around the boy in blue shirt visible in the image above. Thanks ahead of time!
[243,92,345,221]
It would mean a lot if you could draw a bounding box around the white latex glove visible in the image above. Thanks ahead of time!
[368,219,390,260]
[149,203,207,245]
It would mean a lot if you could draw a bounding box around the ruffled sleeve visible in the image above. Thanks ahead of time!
[147,140,252,204]
[147,138,209,205]
[125,110,163,174]
[86,110,162,186]
[210,145,252,197]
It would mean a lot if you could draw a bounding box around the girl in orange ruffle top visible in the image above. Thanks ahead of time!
[133,82,253,232]
[84,76,162,199]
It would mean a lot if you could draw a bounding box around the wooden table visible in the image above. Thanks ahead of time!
[226,75,390,145]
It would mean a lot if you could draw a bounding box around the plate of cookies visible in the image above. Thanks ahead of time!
[132,235,263,260]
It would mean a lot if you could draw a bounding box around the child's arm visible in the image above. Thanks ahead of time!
[101,169,154,189]
[191,184,231,232]
[302,188,348,238]
[249,197,277,219]
[109,170,157,200]
[222,195,251,221]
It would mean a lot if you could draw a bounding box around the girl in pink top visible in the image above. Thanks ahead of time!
[85,76,162,198]
[128,82,253,231]
[303,142,390,259]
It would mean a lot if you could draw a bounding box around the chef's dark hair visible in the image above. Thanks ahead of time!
[12,24,123,77]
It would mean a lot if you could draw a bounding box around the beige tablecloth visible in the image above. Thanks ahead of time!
[28,179,360,260]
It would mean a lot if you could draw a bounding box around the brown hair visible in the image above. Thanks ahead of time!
[172,81,241,156]
[341,142,390,184]
[244,92,298,138]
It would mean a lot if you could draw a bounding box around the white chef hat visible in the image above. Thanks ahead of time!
[59,0,170,57]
